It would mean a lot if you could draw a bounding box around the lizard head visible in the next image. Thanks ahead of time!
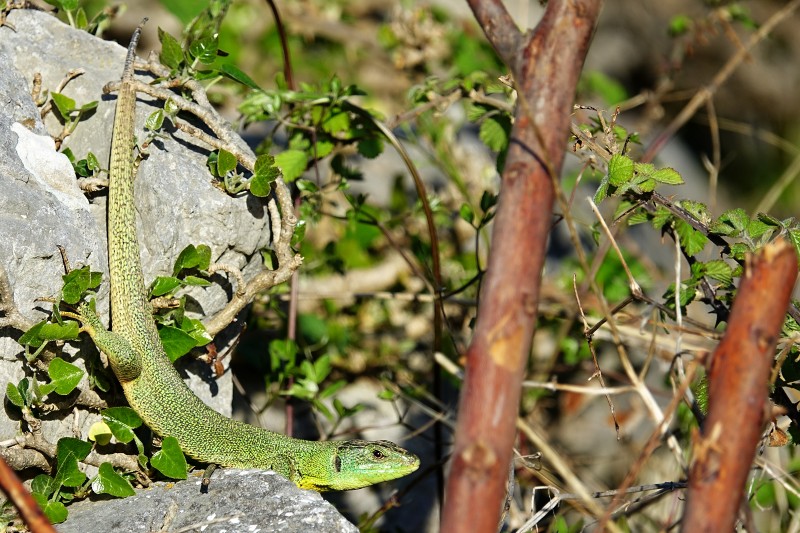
[300,439,419,491]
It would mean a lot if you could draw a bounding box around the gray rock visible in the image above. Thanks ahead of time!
[60,469,357,533]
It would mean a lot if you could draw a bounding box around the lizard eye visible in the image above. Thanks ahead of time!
[372,449,385,460]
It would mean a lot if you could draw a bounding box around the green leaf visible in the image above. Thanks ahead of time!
[357,137,383,159]
[50,92,76,118]
[158,325,198,362]
[703,260,733,285]
[173,244,211,275]
[788,229,800,259]
[19,321,46,348]
[62,266,92,304]
[158,27,184,70]
[150,276,182,297]
[92,463,136,497]
[180,317,213,346]
[39,321,80,341]
[6,381,24,407]
[322,111,351,135]
[145,110,165,131]
[218,62,261,90]
[188,35,218,64]
[478,114,511,152]
[151,437,188,479]
[652,167,684,185]
[747,218,772,240]
[608,154,634,186]
[86,152,100,171]
[216,149,238,177]
[182,275,211,287]
[250,169,279,196]
[88,420,113,445]
[459,203,475,225]
[274,150,307,182]
[674,220,709,257]
[31,474,56,498]
[38,498,68,525]
[102,407,143,443]
[55,437,91,488]
[47,358,84,395]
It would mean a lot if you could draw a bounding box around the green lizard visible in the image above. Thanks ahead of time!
[70,24,419,491]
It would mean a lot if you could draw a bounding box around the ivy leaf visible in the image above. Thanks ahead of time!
[87,420,113,446]
[62,266,92,304]
[47,358,84,395]
[180,317,213,346]
[102,407,142,444]
[608,154,634,186]
[151,437,188,479]
[92,463,136,497]
[150,276,182,297]
[173,244,211,275]
[37,498,68,525]
[159,325,198,362]
[39,321,80,341]
[216,149,238,177]
[18,321,46,348]
[50,92,76,119]
[55,438,92,488]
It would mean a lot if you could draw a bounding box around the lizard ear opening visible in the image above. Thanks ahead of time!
[334,452,342,473]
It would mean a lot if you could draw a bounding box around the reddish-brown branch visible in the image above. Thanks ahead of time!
[681,239,797,532]
[0,455,57,533]
[441,1,602,531]
[466,0,522,69]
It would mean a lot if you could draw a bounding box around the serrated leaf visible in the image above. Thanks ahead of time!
[158,325,197,362]
[789,229,800,259]
[275,149,307,182]
[747,218,772,240]
[188,35,218,64]
[47,358,84,395]
[479,114,511,152]
[151,437,188,479]
[675,220,709,257]
[703,260,733,285]
[92,463,136,497]
[158,27,184,70]
[50,92,76,118]
[150,276,182,297]
[102,407,142,443]
[608,154,634,186]
[322,111,351,135]
[651,167,684,185]
[637,178,656,192]
[593,177,609,204]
